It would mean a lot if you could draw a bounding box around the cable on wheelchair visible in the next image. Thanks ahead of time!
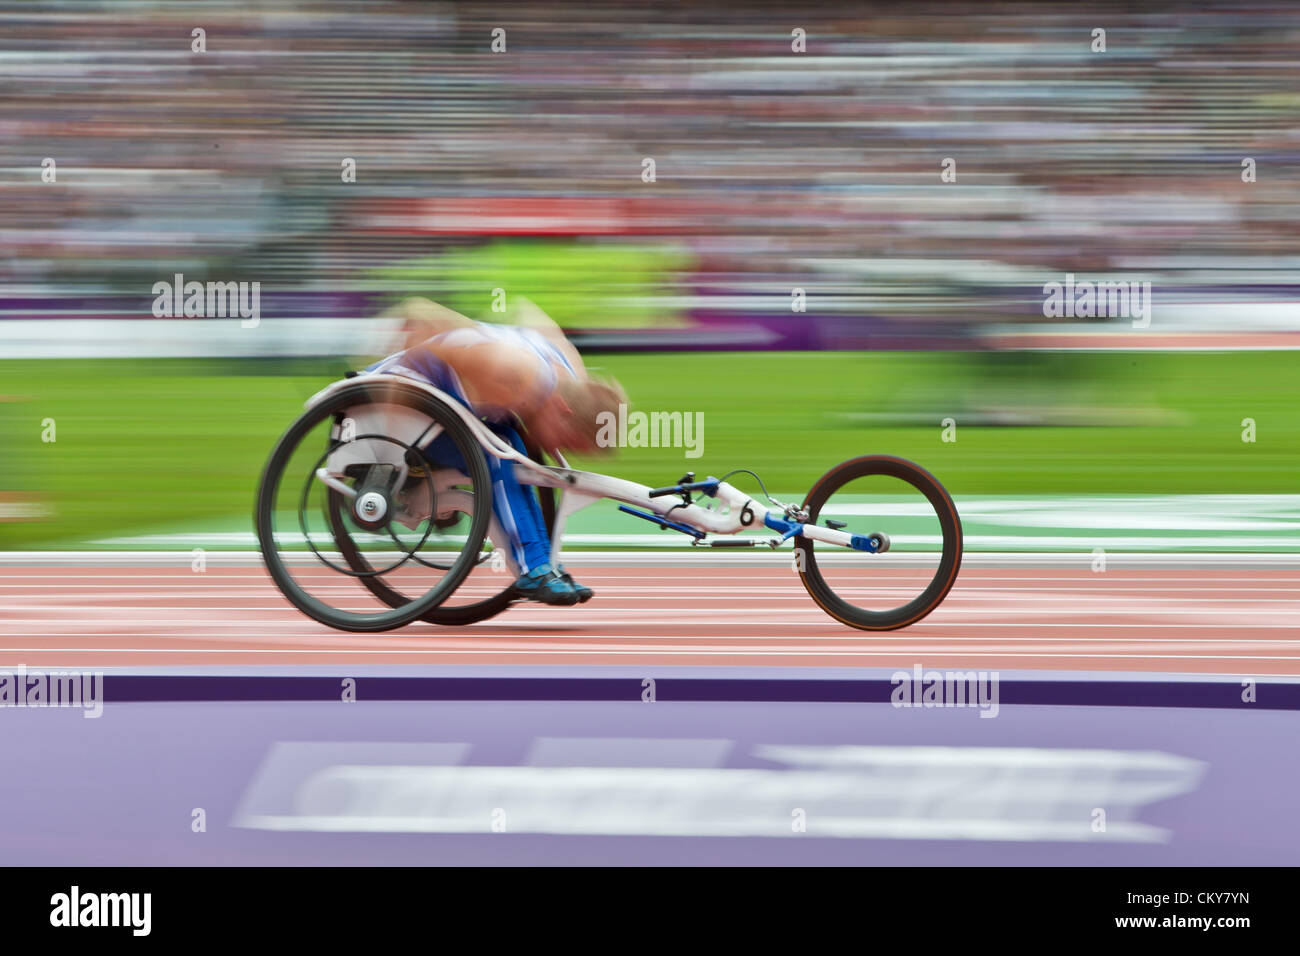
[715,468,786,509]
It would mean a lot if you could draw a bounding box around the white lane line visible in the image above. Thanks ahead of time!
[2,574,1296,584]
[140,629,1300,642]
[3,647,1299,662]
[5,609,1300,625]
[78,533,1300,548]
[5,590,1298,605]
[3,586,1297,599]
[5,639,1294,655]
[0,579,1227,587]
[6,628,1300,646]
[7,551,1300,569]
[5,596,1299,609]
[3,593,1297,610]
[5,615,1299,628]
[5,623,1299,640]
[9,627,1298,642]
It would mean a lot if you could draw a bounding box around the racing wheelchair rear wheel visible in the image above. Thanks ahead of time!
[255,379,492,632]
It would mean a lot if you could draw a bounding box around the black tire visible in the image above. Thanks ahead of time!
[255,380,492,632]
[329,438,556,626]
[795,455,962,630]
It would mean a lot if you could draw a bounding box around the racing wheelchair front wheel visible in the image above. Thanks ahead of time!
[254,379,492,632]
[795,455,962,631]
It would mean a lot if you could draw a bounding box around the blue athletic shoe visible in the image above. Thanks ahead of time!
[512,562,580,606]
[557,566,594,603]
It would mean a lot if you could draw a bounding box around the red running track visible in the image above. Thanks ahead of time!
[1,563,1297,674]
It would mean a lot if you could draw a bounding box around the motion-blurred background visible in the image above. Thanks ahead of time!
[2,0,1297,550]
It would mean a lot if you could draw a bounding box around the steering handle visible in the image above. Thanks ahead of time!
[648,479,718,499]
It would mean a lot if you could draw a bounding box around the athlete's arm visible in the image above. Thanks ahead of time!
[383,296,477,351]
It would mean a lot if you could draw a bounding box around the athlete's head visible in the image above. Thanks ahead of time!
[526,376,626,454]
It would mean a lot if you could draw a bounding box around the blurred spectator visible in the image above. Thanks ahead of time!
[0,1,1296,350]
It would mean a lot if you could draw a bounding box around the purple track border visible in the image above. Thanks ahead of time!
[97,675,1295,709]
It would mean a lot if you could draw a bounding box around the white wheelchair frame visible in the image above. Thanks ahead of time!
[308,373,870,576]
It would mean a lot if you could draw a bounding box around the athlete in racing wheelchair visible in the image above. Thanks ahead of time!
[360,296,624,606]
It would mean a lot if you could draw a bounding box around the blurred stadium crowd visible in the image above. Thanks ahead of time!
[1,0,1298,356]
